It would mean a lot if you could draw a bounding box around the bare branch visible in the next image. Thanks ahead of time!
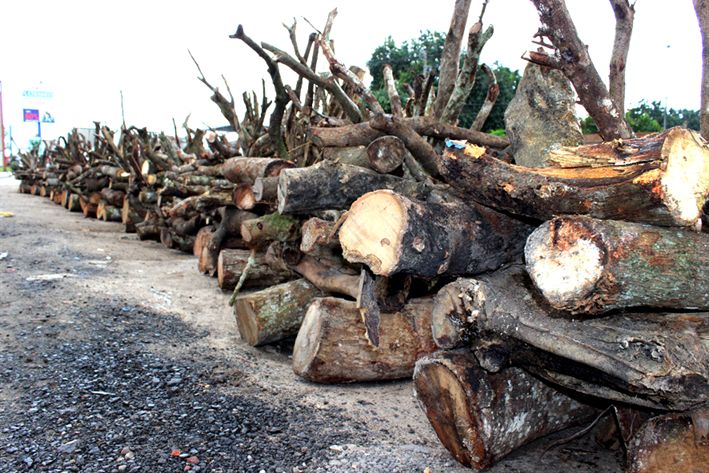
[609,0,635,116]
[694,0,709,140]
[471,64,499,131]
[383,64,403,117]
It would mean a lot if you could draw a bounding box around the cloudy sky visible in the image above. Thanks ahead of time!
[0,0,702,150]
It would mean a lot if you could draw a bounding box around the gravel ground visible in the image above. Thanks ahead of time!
[0,174,623,472]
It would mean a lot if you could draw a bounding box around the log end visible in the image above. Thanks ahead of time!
[525,218,606,312]
[234,298,262,347]
[292,300,323,380]
[431,279,481,349]
[339,190,406,276]
[659,128,709,229]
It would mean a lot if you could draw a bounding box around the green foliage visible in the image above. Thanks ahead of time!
[489,129,507,137]
[580,100,700,134]
[366,31,520,131]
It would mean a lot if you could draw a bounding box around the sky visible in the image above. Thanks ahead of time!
[0,0,703,151]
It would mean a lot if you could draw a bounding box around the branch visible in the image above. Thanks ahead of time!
[188,49,241,135]
[529,0,633,140]
[693,0,709,140]
[432,0,474,119]
[369,113,440,176]
[383,64,403,117]
[470,64,499,131]
[609,0,635,116]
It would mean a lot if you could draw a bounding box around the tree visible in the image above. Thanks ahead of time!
[581,100,700,134]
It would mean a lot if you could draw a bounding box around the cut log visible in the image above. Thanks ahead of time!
[97,202,122,222]
[65,193,81,212]
[413,350,597,470]
[252,176,278,205]
[321,146,369,168]
[627,408,709,473]
[201,208,257,275]
[339,189,533,278]
[240,213,300,245]
[121,195,147,233]
[432,265,709,411]
[439,128,709,227]
[300,217,338,254]
[232,183,256,210]
[277,161,430,214]
[292,255,360,299]
[292,297,437,383]
[217,249,293,291]
[222,157,294,184]
[234,279,321,346]
[193,225,215,257]
[525,216,709,314]
[198,236,249,274]
[366,135,408,173]
[100,188,126,207]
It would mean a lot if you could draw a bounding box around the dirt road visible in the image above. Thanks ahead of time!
[0,174,622,472]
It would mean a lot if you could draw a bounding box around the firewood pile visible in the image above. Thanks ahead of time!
[12,0,709,471]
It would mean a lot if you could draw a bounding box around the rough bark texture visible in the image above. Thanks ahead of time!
[240,213,300,244]
[299,218,338,255]
[504,62,582,167]
[694,0,709,141]
[609,0,635,117]
[217,249,293,290]
[292,255,360,299]
[440,128,709,227]
[222,157,294,184]
[233,279,320,346]
[292,297,436,383]
[525,216,709,314]
[339,189,533,278]
[530,0,634,140]
[413,350,597,470]
[627,408,709,473]
[277,161,431,214]
[434,265,709,411]
[382,64,403,117]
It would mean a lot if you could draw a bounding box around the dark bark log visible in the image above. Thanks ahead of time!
[292,297,436,383]
[222,157,294,184]
[234,279,321,346]
[627,408,709,473]
[439,128,709,227]
[277,161,431,214]
[193,225,215,257]
[217,249,293,290]
[529,0,634,140]
[321,146,369,168]
[413,350,597,470]
[200,208,257,275]
[97,202,122,222]
[339,189,533,278]
[432,264,709,411]
[525,216,709,314]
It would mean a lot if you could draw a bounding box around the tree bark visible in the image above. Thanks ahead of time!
[695,0,709,141]
[299,217,338,255]
[276,161,431,214]
[439,128,709,227]
[627,408,709,473]
[382,64,403,117]
[217,249,293,290]
[339,189,532,278]
[525,216,709,314]
[609,0,635,117]
[233,279,321,346]
[470,64,499,131]
[529,0,634,140]
[413,350,597,470]
[366,136,408,173]
[221,157,294,184]
[291,255,360,299]
[432,264,709,411]
[292,297,436,383]
[240,213,300,245]
[252,176,279,205]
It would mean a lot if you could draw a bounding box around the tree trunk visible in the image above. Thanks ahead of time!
[222,157,294,184]
[627,408,709,473]
[439,128,709,227]
[432,264,709,411]
[339,189,532,278]
[217,249,293,290]
[277,161,431,214]
[234,279,321,346]
[525,216,709,314]
[413,350,597,470]
[292,296,436,383]
[609,0,635,117]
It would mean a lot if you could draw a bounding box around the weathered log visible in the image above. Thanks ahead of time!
[339,189,532,278]
[321,146,369,168]
[234,279,321,346]
[300,217,338,255]
[432,265,709,411]
[222,157,294,184]
[439,128,709,227]
[369,114,439,176]
[100,188,126,207]
[217,249,293,290]
[97,202,122,222]
[201,208,257,275]
[65,193,81,212]
[171,214,200,236]
[193,225,215,257]
[198,236,249,274]
[292,297,436,383]
[79,193,101,218]
[366,135,408,173]
[233,183,256,210]
[135,211,163,241]
[525,216,709,314]
[292,255,360,299]
[413,350,597,470]
[121,195,148,233]
[627,408,709,473]
[240,213,300,245]
[277,161,431,215]
[251,176,278,205]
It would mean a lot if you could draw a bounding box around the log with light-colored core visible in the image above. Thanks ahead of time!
[339,191,406,276]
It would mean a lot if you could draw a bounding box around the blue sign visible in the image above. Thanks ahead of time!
[23,109,39,122]
[22,90,53,99]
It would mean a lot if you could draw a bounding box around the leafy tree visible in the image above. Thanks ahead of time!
[366,31,520,132]
[581,100,700,134]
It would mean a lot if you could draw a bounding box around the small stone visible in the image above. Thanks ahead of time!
[329,445,343,452]
[170,449,182,457]
[119,447,131,456]
[186,456,199,465]
[58,439,80,454]
[117,465,127,472]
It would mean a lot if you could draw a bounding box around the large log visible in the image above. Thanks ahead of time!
[439,128,709,228]
[339,189,533,278]
[525,216,709,314]
[217,249,293,290]
[234,279,321,346]
[413,350,596,470]
[292,297,436,383]
[431,265,709,411]
[627,408,709,473]
[276,161,430,214]
[222,157,294,184]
